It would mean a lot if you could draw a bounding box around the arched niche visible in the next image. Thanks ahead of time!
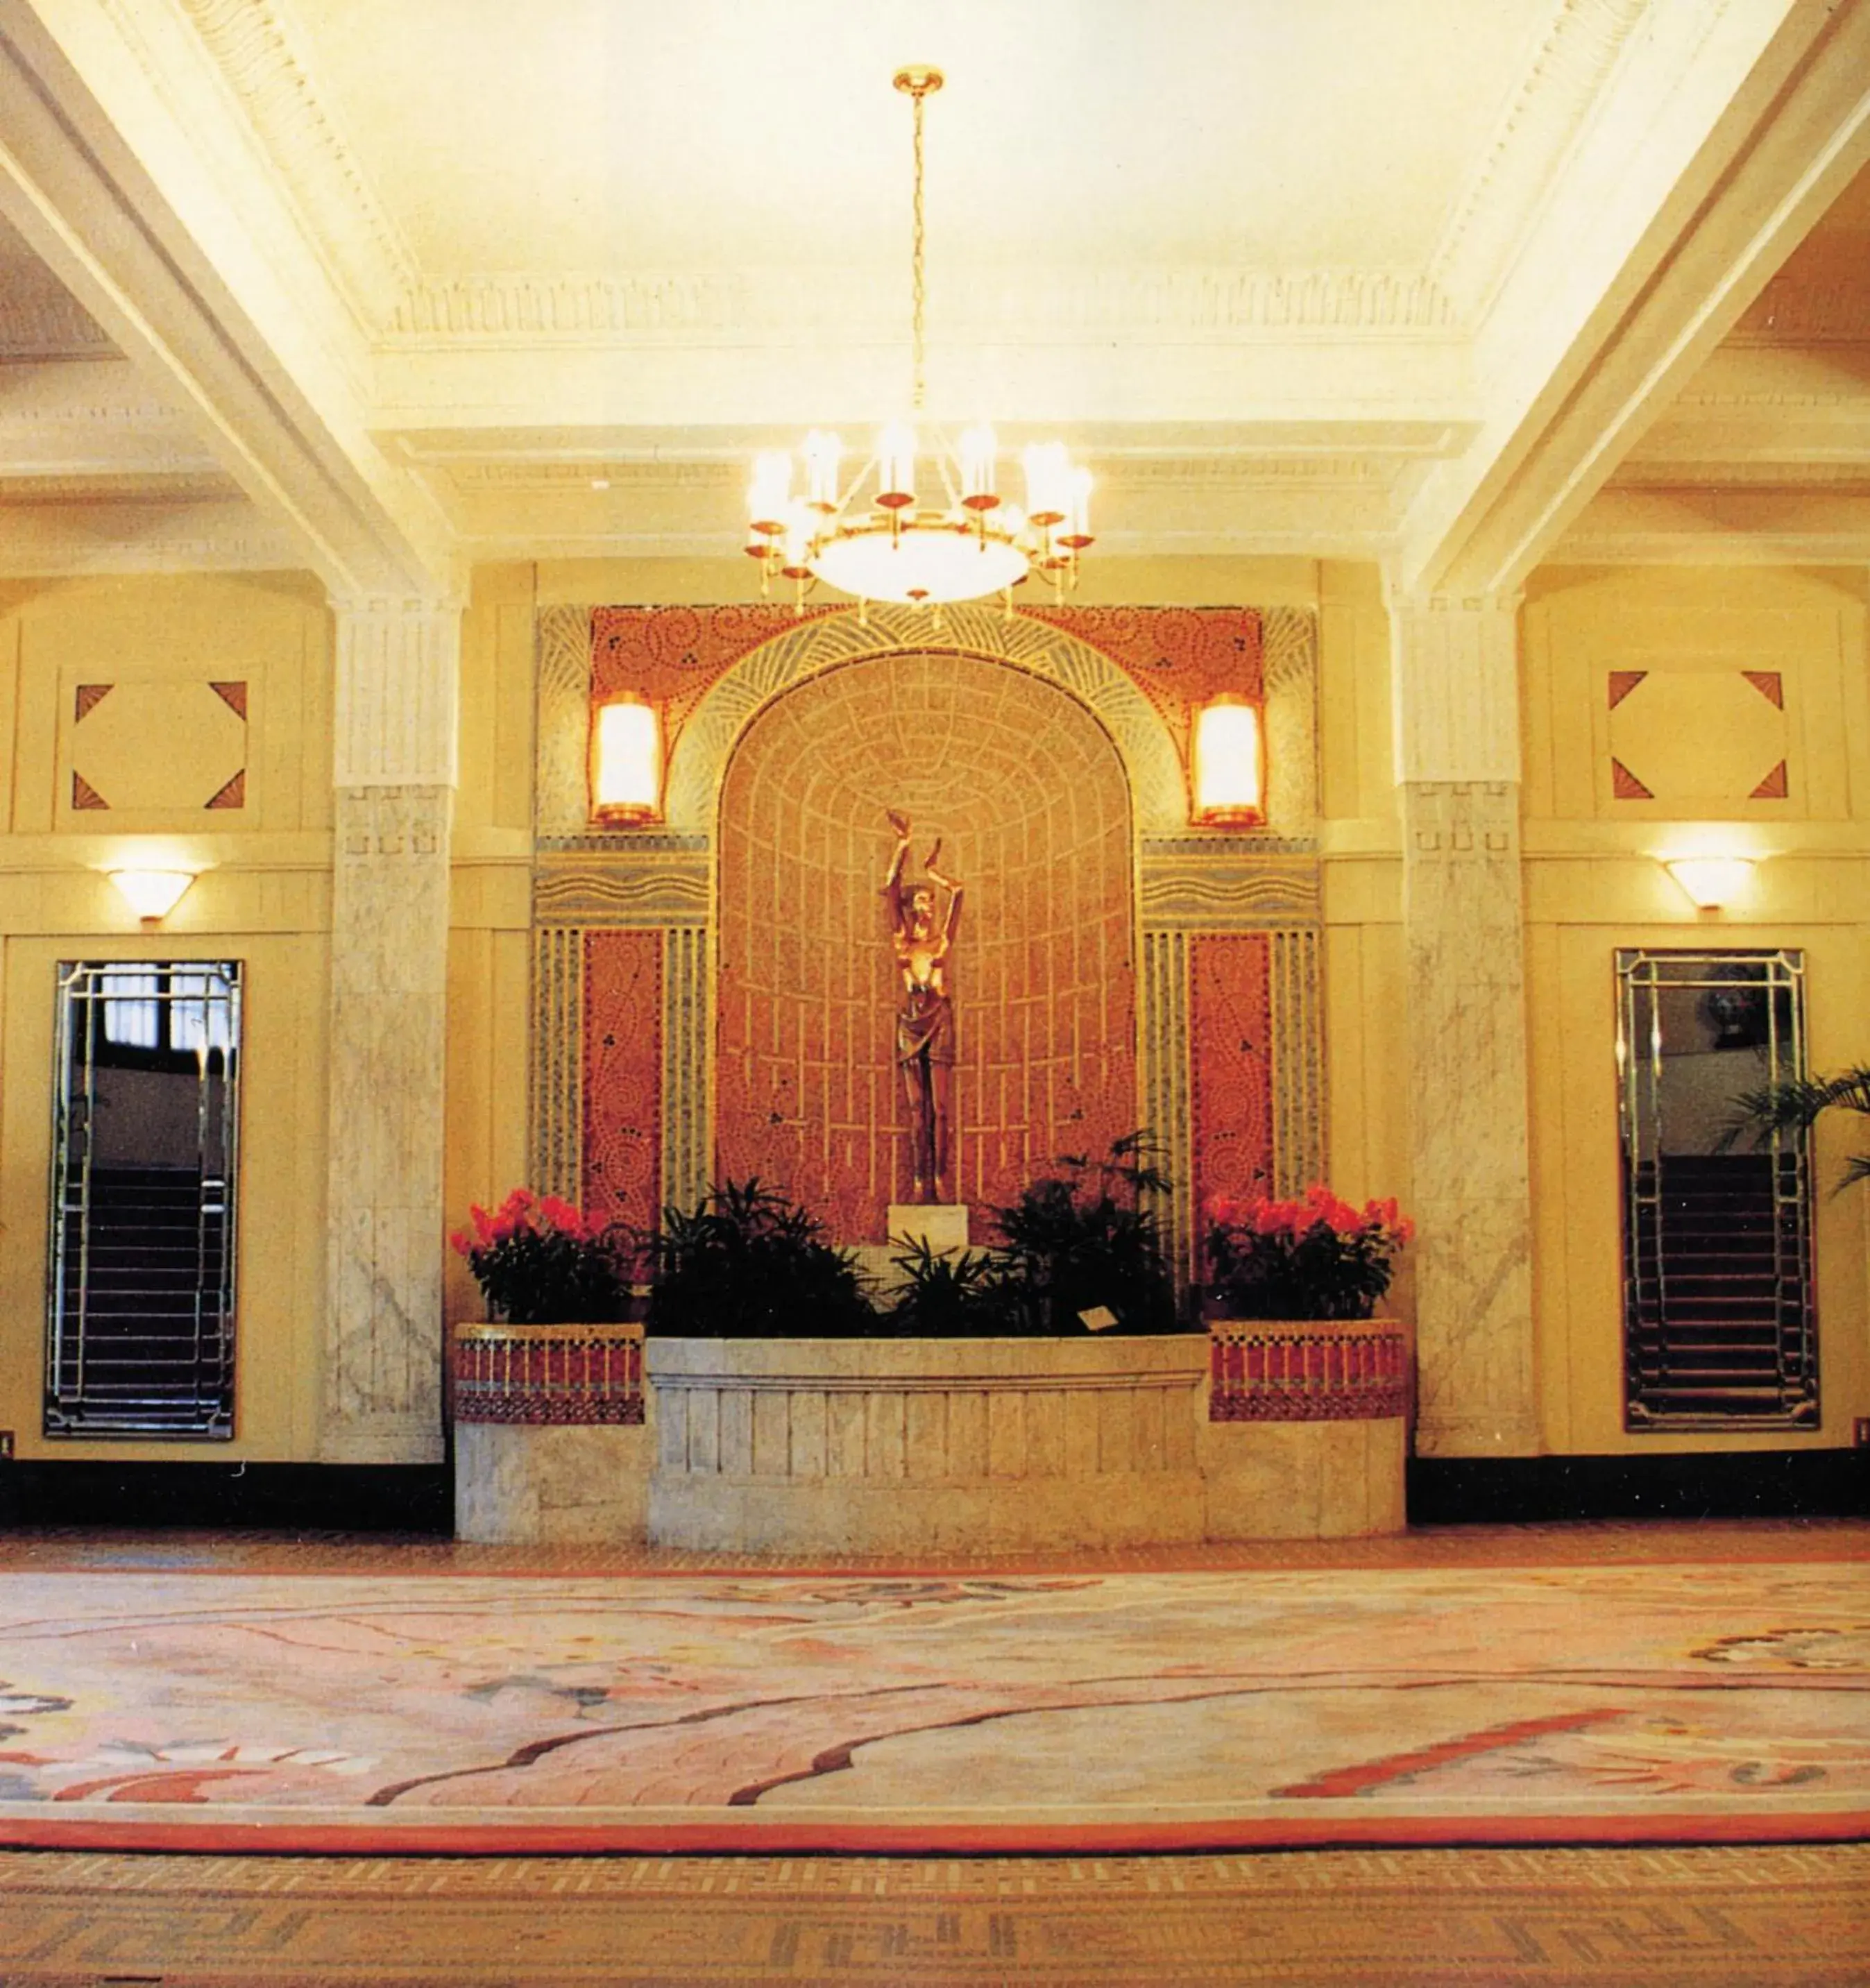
[664,602,1187,837]
[715,649,1137,1241]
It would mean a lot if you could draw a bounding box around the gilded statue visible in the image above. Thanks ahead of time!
[883,808,962,1203]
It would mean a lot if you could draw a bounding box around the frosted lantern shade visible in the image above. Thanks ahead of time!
[1192,702,1265,821]
[1664,856,1754,909]
[590,698,662,819]
[108,868,196,921]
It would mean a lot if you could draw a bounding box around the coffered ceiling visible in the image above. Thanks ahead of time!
[0,0,1865,594]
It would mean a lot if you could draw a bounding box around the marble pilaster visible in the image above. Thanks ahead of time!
[1392,596,1540,1456]
[321,598,461,1463]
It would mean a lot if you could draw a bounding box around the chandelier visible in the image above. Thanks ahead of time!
[745,67,1094,609]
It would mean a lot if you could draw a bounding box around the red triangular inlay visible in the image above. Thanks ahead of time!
[71,771,109,810]
[74,683,112,722]
[1749,761,1789,799]
[1606,670,1646,709]
[1610,758,1654,801]
[1741,670,1784,708]
[205,769,246,810]
[209,680,248,720]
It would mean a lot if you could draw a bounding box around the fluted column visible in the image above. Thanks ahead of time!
[1391,594,1539,1456]
[322,597,461,1463]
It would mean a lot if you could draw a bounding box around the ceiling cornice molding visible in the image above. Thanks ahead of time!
[384,268,1459,344]
[0,497,299,576]
[165,0,414,327]
[1426,0,1657,320]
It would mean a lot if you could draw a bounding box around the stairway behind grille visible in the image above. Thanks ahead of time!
[1626,1150,1816,1427]
[47,1162,233,1436]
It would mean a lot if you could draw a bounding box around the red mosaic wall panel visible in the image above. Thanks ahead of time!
[581,929,662,1232]
[1190,933,1275,1223]
[715,652,1137,1242]
[1026,606,1265,770]
[590,606,837,766]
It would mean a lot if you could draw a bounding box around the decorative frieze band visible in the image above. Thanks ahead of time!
[452,1323,645,1427]
[534,847,710,926]
[1208,1323,1410,1422]
[1140,849,1321,928]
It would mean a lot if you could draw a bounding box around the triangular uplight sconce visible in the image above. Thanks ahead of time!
[1663,855,1756,911]
[107,867,198,926]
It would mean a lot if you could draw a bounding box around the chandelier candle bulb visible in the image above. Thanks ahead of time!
[878,423,918,509]
[747,452,792,535]
[960,425,1000,509]
[1060,466,1094,549]
[779,502,814,581]
[1023,442,1071,525]
[804,431,842,511]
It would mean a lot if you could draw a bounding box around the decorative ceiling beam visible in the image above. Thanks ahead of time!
[1397,0,1870,596]
[0,1,457,597]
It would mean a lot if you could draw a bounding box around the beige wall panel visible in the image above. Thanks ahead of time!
[0,932,328,1463]
[1539,922,1867,1456]
[0,573,327,840]
[0,611,19,837]
[457,569,536,838]
[1320,921,1411,1210]
[1317,563,1395,827]
[1524,566,1869,827]
[443,925,533,1328]
[493,594,538,833]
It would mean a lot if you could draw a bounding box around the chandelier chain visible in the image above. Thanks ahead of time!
[910,81,926,415]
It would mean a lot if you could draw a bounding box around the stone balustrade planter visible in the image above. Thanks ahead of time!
[451,1322,650,1545]
[1200,1315,1411,1538]
[647,1334,1211,1555]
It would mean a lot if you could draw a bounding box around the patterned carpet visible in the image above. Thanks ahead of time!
[2,1549,1865,1854]
[1,1843,1867,1985]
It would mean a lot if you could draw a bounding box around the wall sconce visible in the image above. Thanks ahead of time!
[1663,855,1756,910]
[590,693,663,824]
[108,868,198,925]
[1191,699,1265,824]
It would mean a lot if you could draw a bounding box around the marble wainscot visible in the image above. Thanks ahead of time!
[451,1323,650,1545]
[1201,1317,1410,1538]
[647,1335,1211,1554]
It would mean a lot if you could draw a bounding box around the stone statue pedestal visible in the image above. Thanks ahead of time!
[852,1204,971,1294]
[888,1203,969,1254]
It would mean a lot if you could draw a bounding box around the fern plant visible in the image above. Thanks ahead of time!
[883,1238,1014,1336]
[983,1131,1180,1336]
[1722,1066,1870,1196]
[645,1178,876,1337]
